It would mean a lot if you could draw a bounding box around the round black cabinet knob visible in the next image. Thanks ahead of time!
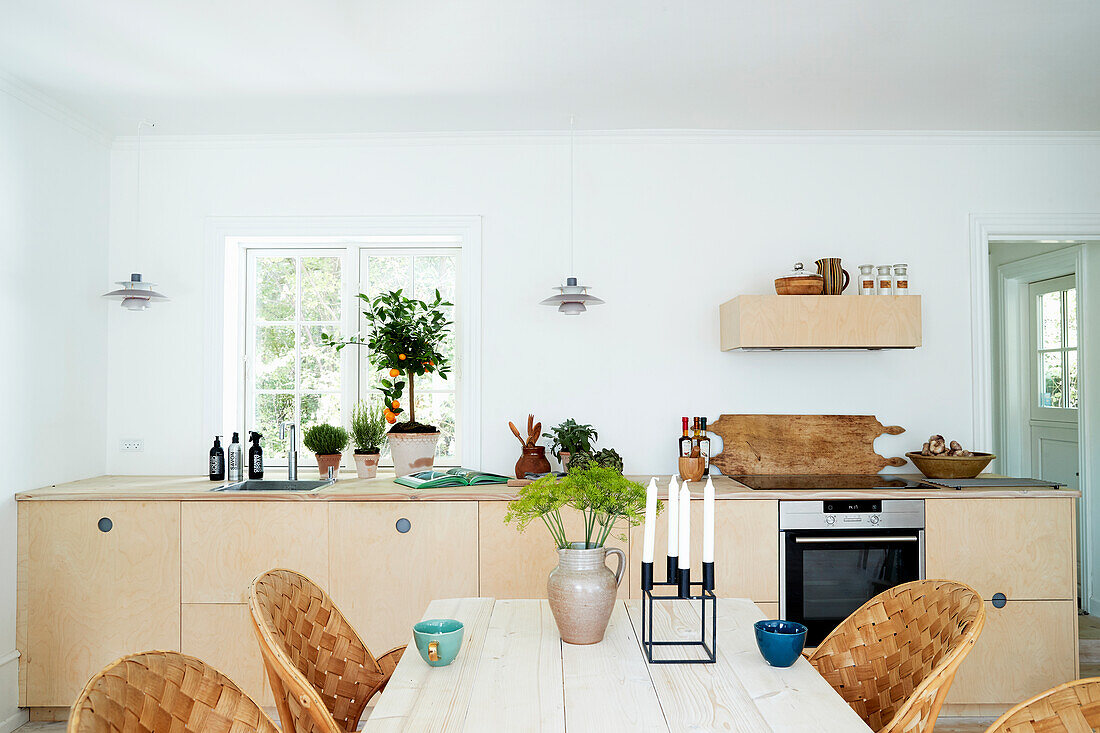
[97,517,113,533]
[992,592,1007,609]
[395,518,411,534]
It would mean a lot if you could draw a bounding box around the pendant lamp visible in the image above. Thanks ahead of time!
[540,116,603,315]
[103,121,168,310]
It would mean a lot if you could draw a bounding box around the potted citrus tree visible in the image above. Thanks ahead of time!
[323,289,453,476]
[504,464,650,644]
[350,400,387,478]
[303,423,348,478]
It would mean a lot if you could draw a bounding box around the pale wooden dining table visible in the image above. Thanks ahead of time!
[363,596,873,732]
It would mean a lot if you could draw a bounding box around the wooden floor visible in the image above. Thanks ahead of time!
[19,616,1100,733]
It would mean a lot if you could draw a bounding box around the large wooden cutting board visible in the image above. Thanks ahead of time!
[709,414,906,475]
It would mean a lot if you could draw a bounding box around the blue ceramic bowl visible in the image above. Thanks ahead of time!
[754,619,808,668]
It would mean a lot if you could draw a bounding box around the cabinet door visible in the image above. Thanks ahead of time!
[22,501,181,706]
[925,498,1075,600]
[181,501,329,603]
[478,502,630,600]
[329,502,479,653]
[947,600,1077,705]
[182,604,271,707]
[628,500,778,602]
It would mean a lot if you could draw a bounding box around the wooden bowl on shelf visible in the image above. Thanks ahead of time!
[774,276,824,295]
[906,451,995,479]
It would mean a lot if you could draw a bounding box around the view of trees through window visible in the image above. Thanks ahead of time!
[245,246,459,465]
[1036,281,1078,409]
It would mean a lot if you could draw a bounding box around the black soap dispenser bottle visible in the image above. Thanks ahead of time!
[248,432,264,479]
[209,436,225,481]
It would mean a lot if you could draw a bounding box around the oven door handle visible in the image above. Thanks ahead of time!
[793,536,919,544]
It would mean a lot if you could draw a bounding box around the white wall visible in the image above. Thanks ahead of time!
[104,133,1100,479]
[0,83,110,729]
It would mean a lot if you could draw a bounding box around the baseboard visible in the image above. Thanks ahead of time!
[0,649,26,733]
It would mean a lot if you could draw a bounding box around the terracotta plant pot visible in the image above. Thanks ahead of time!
[315,453,342,478]
[388,432,440,477]
[515,446,552,479]
[353,451,380,479]
[558,451,571,472]
[547,543,626,645]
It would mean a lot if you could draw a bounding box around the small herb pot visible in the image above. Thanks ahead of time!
[315,453,342,479]
[515,446,552,479]
[353,451,380,479]
[558,451,571,472]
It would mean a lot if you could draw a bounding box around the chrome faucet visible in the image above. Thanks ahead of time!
[280,421,298,480]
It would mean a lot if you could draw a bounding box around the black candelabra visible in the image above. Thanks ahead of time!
[639,555,716,664]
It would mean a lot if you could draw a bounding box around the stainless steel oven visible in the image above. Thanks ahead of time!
[780,499,924,646]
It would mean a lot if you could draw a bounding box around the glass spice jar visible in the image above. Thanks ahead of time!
[876,265,893,294]
[858,264,876,295]
[893,263,909,294]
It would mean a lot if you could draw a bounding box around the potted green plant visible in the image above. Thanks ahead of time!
[350,400,388,479]
[543,418,598,471]
[324,289,453,476]
[302,423,349,478]
[504,464,651,644]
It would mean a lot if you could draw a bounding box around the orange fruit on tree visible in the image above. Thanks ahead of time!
[398,353,407,360]
[391,400,400,409]
[385,413,397,424]
[389,368,400,377]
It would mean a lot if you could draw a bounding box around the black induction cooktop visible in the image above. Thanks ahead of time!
[730,474,924,491]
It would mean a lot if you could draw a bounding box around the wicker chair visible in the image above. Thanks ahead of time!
[248,568,405,733]
[68,650,279,733]
[985,677,1100,732]
[807,579,985,733]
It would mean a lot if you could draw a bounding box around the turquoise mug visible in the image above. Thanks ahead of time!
[413,618,464,667]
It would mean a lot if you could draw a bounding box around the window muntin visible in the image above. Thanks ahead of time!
[1033,276,1078,411]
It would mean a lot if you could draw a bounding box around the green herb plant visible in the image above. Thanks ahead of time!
[323,289,452,429]
[542,418,598,460]
[302,424,349,455]
[504,463,654,549]
[350,400,388,453]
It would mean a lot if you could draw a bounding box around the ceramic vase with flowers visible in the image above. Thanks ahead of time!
[504,464,651,644]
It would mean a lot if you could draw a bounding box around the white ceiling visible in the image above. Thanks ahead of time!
[2,0,1099,136]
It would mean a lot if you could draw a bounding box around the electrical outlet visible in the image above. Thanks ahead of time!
[120,439,144,452]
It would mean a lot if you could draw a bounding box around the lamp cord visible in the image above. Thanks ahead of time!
[569,114,575,277]
[135,120,154,271]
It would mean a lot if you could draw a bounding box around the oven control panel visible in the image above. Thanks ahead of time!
[779,499,925,531]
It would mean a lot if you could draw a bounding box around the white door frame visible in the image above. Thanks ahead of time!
[970,214,1100,611]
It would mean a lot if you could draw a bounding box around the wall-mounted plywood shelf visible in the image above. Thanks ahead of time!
[719,295,922,350]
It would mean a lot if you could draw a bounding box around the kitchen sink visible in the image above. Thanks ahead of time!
[210,479,335,492]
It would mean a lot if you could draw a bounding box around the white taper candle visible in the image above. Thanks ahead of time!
[666,475,679,557]
[678,482,691,569]
[642,477,657,564]
[703,476,715,563]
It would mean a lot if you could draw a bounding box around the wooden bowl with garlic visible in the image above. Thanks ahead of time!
[906,435,994,479]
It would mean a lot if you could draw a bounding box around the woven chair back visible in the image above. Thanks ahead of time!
[808,579,986,733]
[249,568,385,733]
[67,650,278,733]
[986,677,1100,733]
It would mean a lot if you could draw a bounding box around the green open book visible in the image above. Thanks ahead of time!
[394,468,510,489]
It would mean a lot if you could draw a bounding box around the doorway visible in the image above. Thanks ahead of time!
[990,242,1085,604]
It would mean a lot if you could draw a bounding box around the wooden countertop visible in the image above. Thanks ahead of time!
[15,473,1078,501]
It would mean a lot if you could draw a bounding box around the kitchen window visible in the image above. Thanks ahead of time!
[238,236,467,467]
[1030,274,1078,414]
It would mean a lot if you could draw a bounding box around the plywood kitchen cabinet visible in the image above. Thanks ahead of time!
[181,603,272,707]
[627,499,778,602]
[946,600,1078,706]
[329,502,479,653]
[478,501,629,599]
[719,295,922,350]
[925,498,1076,600]
[180,501,329,603]
[19,501,182,707]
